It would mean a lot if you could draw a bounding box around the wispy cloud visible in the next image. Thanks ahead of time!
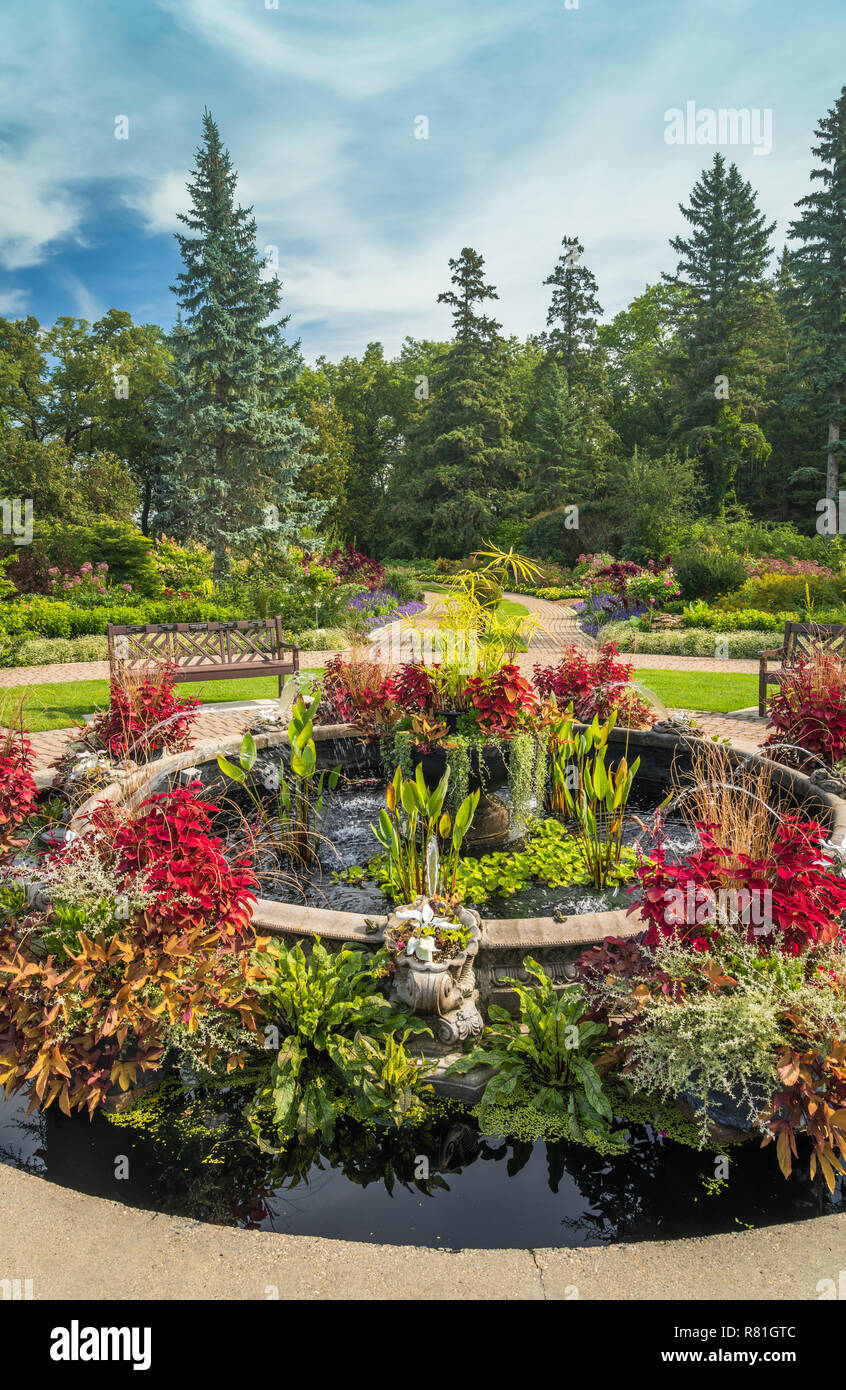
[0,0,844,357]
[0,287,28,315]
[0,141,82,270]
[154,0,551,101]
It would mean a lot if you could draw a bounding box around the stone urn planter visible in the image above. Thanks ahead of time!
[411,731,510,850]
[384,900,485,1048]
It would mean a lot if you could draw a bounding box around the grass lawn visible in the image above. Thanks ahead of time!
[3,672,321,733]
[3,664,759,732]
[631,669,759,714]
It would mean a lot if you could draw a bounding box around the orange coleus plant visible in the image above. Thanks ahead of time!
[763,1041,846,1192]
[0,913,268,1118]
[0,787,267,1118]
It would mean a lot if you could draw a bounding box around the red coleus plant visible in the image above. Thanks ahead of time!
[88,663,200,761]
[0,787,263,1118]
[463,663,538,736]
[385,662,439,714]
[533,642,655,728]
[82,785,258,943]
[633,817,846,957]
[764,647,846,768]
[0,724,37,856]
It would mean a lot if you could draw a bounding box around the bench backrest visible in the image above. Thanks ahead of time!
[783,620,846,663]
[107,618,298,678]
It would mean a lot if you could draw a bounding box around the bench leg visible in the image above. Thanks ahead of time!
[758,664,767,718]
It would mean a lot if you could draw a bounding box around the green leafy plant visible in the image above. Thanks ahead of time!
[447,957,617,1145]
[547,709,641,888]
[218,695,339,865]
[372,763,479,901]
[247,938,432,1144]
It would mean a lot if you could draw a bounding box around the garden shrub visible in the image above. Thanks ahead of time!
[4,519,161,597]
[673,545,748,601]
[601,622,776,660]
[524,505,616,567]
[9,634,108,667]
[681,601,788,632]
[325,543,385,591]
[382,567,424,604]
[0,596,246,640]
[674,516,846,570]
[721,572,846,613]
[150,536,213,592]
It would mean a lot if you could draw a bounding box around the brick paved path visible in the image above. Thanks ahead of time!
[11,590,769,772]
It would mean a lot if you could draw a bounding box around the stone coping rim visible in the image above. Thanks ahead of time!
[66,723,846,952]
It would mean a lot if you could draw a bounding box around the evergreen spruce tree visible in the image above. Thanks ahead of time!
[541,235,614,499]
[788,86,846,509]
[155,110,321,578]
[400,249,521,557]
[543,236,604,394]
[525,357,587,510]
[663,154,775,513]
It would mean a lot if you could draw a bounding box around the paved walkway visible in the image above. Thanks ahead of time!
[9,590,769,772]
[0,1162,841,1300]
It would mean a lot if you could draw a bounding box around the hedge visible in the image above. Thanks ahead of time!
[601,622,775,659]
[0,597,252,640]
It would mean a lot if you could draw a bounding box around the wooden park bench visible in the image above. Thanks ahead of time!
[758,620,846,715]
[107,618,299,697]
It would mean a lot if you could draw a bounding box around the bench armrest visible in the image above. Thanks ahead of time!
[758,648,783,662]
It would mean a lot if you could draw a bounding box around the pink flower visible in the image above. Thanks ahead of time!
[80,561,93,574]
[47,566,59,576]
[97,562,108,572]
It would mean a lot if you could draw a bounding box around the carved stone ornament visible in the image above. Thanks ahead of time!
[385,904,485,1047]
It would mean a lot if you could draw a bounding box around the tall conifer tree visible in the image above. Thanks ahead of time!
[156,110,321,577]
[400,249,520,557]
[664,154,775,512]
[789,86,846,509]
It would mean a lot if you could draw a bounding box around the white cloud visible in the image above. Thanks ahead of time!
[154,0,549,101]
[54,270,101,322]
[0,287,28,315]
[0,143,82,270]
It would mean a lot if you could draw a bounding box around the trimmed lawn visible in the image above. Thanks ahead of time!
[3,672,321,733]
[631,669,759,714]
[2,665,760,733]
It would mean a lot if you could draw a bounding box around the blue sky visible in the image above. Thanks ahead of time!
[0,0,844,362]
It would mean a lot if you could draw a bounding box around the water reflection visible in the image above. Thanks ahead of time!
[0,1087,841,1249]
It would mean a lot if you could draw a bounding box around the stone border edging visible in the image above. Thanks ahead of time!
[1,1161,844,1299]
[66,723,846,955]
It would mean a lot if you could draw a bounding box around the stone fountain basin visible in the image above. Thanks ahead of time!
[69,721,846,1015]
